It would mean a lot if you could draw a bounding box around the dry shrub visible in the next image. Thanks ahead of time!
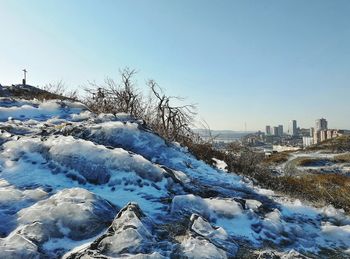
[263,151,290,164]
[83,68,197,145]
[256,172,350,213]
[186,141,227,166]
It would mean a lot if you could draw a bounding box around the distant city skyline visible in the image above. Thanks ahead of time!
[264,118,339,135]
[1,1,350,130]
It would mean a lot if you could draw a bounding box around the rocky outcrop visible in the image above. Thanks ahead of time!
[67,202,162,258]
[67,203,238,259]
[176,214,238,259]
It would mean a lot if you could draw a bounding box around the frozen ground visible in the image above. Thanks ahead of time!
[0,97,350,258]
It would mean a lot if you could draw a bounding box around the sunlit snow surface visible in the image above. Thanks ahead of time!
[0,97,350,258]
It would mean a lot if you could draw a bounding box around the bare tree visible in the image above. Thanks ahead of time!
[83,68,143,117]
[82,67,198,145]
[83,84,110,113]
[42,80,66,96]
[197,119,219,145]
[41,80,78,101]
[106,68,143,117]
[147,79,196,142]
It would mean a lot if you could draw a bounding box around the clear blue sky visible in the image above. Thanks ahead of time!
[1,0,349,130]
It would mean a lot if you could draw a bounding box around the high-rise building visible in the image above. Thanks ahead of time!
[310,127,314,138]
[273,126,279,136]
[278,125,283,137]
[289,120,297,136]
[265,125,271,135]
[315,118,328,131]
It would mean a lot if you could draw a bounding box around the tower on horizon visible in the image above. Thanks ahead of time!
[289,120,297,136]
[278,125,283,137]
[315,118,327,131]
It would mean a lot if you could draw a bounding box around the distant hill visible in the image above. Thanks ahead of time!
[193,128,255,142]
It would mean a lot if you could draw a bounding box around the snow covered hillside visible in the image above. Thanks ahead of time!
[0,97,350,258]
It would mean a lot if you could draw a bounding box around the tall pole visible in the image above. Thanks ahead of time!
[22,69,27,85]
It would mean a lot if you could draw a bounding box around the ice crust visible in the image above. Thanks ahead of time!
[1,98,350,258]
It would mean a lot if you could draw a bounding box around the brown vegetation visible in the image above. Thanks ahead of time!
[201,141,350,212]
[262,151,290,165]
[333,153,350,163]
[183,139,350,213]
[256,173,350,212]
[307,135,350,152]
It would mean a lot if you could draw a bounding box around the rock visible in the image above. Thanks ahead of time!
[189,214,239,257]
[67,203,161,258]
[17,188,117,242]
[180,236,228,259]
[245,199,263,212]
[0,233,42,259]
[255,249,311,259]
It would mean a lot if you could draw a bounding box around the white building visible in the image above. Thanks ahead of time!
[273,145,300,152]
[289,120,297,136]
[303,136,314,147]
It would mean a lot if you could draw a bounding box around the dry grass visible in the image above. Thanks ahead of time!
[186,142,226,167]
[281,174,350,211]
[307,135,350,152]
[256,154,350,212]
[263,151,291,164]
[333,153,350,163]
[256,172,350,212]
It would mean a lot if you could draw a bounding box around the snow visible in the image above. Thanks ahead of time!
[191,215,228,239]
[0,99,87,122]
[171,194,243,220]
[181,236,228,259]
[212,157,228,171]
[171,194,261,244]
[1,97,350,258]
[320,223,350,247]
[45,135,165,183]
[189,214,238,256]
[17,188,116,240]
[262,209,283,234]
[0,232,41,259]
[245,199,262,211]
